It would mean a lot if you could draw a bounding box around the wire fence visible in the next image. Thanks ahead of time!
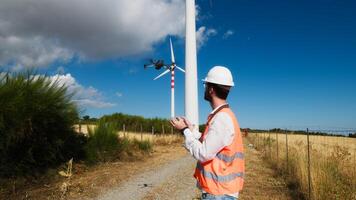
[74,123,181,143]
[248,130,356,200]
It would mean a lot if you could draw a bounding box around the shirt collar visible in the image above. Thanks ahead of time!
[210,103,229,115]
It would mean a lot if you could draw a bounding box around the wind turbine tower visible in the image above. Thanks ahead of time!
[185,0,199,130]
[169,39,176,118]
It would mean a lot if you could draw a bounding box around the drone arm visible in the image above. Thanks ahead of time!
[144,64,155,69]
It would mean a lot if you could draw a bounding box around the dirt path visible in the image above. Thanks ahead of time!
[97,155,199,200]
[241,139,293,200]
[96,138,293,200]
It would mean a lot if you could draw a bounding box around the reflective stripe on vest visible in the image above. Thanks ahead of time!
[196,162,244,182]
[216,152,244,163]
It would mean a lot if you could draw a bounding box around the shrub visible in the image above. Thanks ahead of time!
[85,120,119,163]
[84,119,155,163]
[133,139,152,152]
[0,71,84,177]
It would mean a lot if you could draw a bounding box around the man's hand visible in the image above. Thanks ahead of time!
[182,117,195,131]
[170,117,187,131]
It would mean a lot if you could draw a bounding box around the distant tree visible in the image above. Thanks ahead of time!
[83,115,90,121]
[101,113,177,134]
[349,133,356,138]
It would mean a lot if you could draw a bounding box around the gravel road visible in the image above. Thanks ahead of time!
[97,154,199,200]
[97,139,293,200]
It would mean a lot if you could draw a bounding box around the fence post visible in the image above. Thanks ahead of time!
[140,124,143,141]
[354,148,355,188]
[285,129,289,173]
[307,128,311,200]
[162,124,165,135]
[258,133,260,149]
[123,124,126,138]
[269,131,271,158]
[263,132,266,157]
[79,120,82,133]
[276,132,279,167]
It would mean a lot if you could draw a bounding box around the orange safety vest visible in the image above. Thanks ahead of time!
[194,105,245,195]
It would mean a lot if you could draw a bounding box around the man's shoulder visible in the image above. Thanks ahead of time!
[212,112,233,125]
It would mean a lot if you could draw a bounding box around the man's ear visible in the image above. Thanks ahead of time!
[209,87,214,94]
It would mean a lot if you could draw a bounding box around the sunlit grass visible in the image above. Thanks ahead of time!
[249,133,355,200]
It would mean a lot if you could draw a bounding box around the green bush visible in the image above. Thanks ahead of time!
[0,71,85,177]
[133,139,152,152]
[85,120,120,163]
[101,112,176,134]
[84,120,154,163]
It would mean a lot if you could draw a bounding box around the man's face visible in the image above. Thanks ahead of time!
[204,83,212,102]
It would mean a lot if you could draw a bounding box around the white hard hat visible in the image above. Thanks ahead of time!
[202,66,234,86]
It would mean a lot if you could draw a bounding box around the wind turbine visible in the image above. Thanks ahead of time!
[144,38,185,118]
[185,0,199,130]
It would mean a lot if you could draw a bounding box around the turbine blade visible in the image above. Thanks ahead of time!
[154,69,170,80]
[175,66,185,73]
[170,38,175,64]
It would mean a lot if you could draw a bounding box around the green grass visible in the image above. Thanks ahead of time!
[85,120,153,164]
[85,120,119,163]
[133,139,152,152]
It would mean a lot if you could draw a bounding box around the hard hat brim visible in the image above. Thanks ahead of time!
[202,78,234,87]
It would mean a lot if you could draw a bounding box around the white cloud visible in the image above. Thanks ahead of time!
[116,92,123,97]
[56,66,66,74]
[0,0,186,69]
[223,30,234,39]
[0,36,73,70]
[49,73,116,108]
[72,99,116,109]
[196,26,217,50]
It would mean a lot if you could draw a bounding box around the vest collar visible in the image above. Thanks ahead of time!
[210,103,229,116]
[206,103,230,125]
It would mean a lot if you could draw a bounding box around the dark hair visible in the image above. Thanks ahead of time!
[206,82,231,100]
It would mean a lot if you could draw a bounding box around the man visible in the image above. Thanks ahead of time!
[170,66,244,200]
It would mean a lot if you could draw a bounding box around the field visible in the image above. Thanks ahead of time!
[249,132,356,200]
[73,124,96,135]
[74,124,182,145]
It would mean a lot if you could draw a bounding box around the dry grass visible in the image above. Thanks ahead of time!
[0,133,184,200]
[74,124,183,146]
[118,131,183,146]
[249,133,356,200]
[73,124,96,135]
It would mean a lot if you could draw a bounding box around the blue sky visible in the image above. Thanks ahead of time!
[1,0,355,130]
